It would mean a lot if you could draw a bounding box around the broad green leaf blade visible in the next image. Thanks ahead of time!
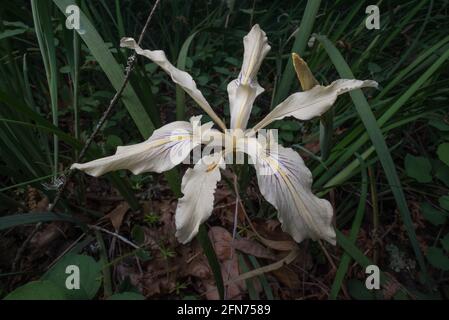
[420,203,447,226]
[426,247,449,271]
[43,254,102,299]
[404,154,432,183]
[4,280,66,300]
[439,195,449,211]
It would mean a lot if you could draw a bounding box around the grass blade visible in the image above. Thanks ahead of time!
[273,0,321,106]
[53,0,181,195]
[316,34,431,287]
[176,29,202,121]
[330,155,368,299]
[31,0,59,179]
[53,0,155,138]
[0,212,86,231]
[197,224,224,299]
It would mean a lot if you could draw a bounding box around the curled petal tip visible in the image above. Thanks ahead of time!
[367,80,379,88]
[120,37,136,48]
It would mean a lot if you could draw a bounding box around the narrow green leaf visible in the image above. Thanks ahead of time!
[0,212,86,231]
[316,34,431,287]
[238,254,259,300]
[247,255,274,300]
[31,0,59,179]
[197,224,224,299]
[95,231,113,298]
[53,0,155,138]
[336,230,388,285]
[176,29,202,121]
[273,0,321,106]
[330,155,368,299]
[53,0,181,197]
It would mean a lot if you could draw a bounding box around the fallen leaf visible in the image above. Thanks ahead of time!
[104,202,129,231]
[29,223,66,250]
[233,238,276,260]
[207,227,246,299]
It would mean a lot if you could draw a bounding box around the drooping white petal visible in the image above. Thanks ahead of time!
[175,153,225,243]
[239,137,336,244]
[121,37,226,131]
[71,116,210,177]
[228,24,270,129]
[252,79,378,131]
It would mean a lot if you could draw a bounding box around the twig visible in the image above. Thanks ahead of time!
[46,233,86,270]
[11,226,40,272]
[11,0,161,273]
[236,193,296,251]
[318,239,337,271]
[89,225,140,249]
[225,248,299,286]
[48,0,161,212]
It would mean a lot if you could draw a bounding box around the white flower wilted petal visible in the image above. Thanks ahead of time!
[71,116,209,177]
[241,137,336,245]
[120,37,226,131]
[175,153,225,243]
[252,79,378,131]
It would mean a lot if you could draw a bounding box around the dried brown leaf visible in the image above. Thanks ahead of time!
[104,202,129,231]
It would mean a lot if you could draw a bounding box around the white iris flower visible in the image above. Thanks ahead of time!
[72,25,377,245]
